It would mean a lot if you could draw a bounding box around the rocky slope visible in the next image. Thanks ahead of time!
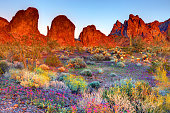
[109,14,169,46]
[78,25,115,47]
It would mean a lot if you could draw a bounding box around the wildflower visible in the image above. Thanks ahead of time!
[43,98,45,101]
[93,108,97,113]
[126,110,130,113]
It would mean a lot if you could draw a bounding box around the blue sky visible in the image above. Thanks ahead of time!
[0,0,169,38]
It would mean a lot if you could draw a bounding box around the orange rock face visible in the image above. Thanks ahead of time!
[109,14,169,45]
[0,17,11,43]
[0,7,169,47]
[47,15,75,46]
[0,17,9,29]
[0,29,12,43]
[79,25,114,47]
[6,7,40,36]
[0,7,46,45]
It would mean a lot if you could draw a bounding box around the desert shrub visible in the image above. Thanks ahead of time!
[162,60,170,71]
[117,61,125,67]
[155,66,169,89]
[132,36,145,52]
[90,53,105,61]
[34,67,58,81]
[38,64,50,70]
[97,68,104,74]
[86,61,95,65]
[47,71,58,81]
[107,93,136,112]
[57,73,70,81]
[148,60,161,73]
[88,81,101,90]
[67,57,87,69]
[0,61,9,74]
[34,67,45,74]
[45,55,62,67]
[78,88,113,113]
[12,53,20,61]
[63,74,87,94]
[9,69,51,89]
[110,73,118,77]
[80,69,92,76]
[59,55,69,60]
[103,79,167,112]
[23,71,50,89]
[49,80,70,91]
[13,62,24,69]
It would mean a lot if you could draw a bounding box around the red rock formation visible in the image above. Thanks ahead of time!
[79,25,115,47]
[0,7,46,45]
[109,14,168,45]
[0,17,12,43]
[167,24,170,41]
[110,20,124,36]
[0,7,169,47]
[0,29,13,43]
[47,15,75,46]
[6,7,40,36]
[159,18,170,40]
[0,17,9,29]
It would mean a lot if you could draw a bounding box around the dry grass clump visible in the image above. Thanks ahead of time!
[78,88,113,113]
[45,55,62,67]
[7,68,59,89]
[103,79,169,112]
[67,57,87,69]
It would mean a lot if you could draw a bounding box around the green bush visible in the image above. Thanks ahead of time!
[103,79,167,113]
[58,73,70,81]
[63,74,87,94]
[88,81,101,89]
[0,61,9,74]
[80,69,92,76]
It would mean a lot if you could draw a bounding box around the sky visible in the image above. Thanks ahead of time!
[0,0,170,39]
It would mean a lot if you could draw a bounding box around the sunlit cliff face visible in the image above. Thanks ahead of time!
[0,7,169,47]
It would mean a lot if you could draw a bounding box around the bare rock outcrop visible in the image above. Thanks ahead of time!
[47,15,75,46]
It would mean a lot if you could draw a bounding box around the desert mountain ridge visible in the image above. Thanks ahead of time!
[0,7,169,47]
